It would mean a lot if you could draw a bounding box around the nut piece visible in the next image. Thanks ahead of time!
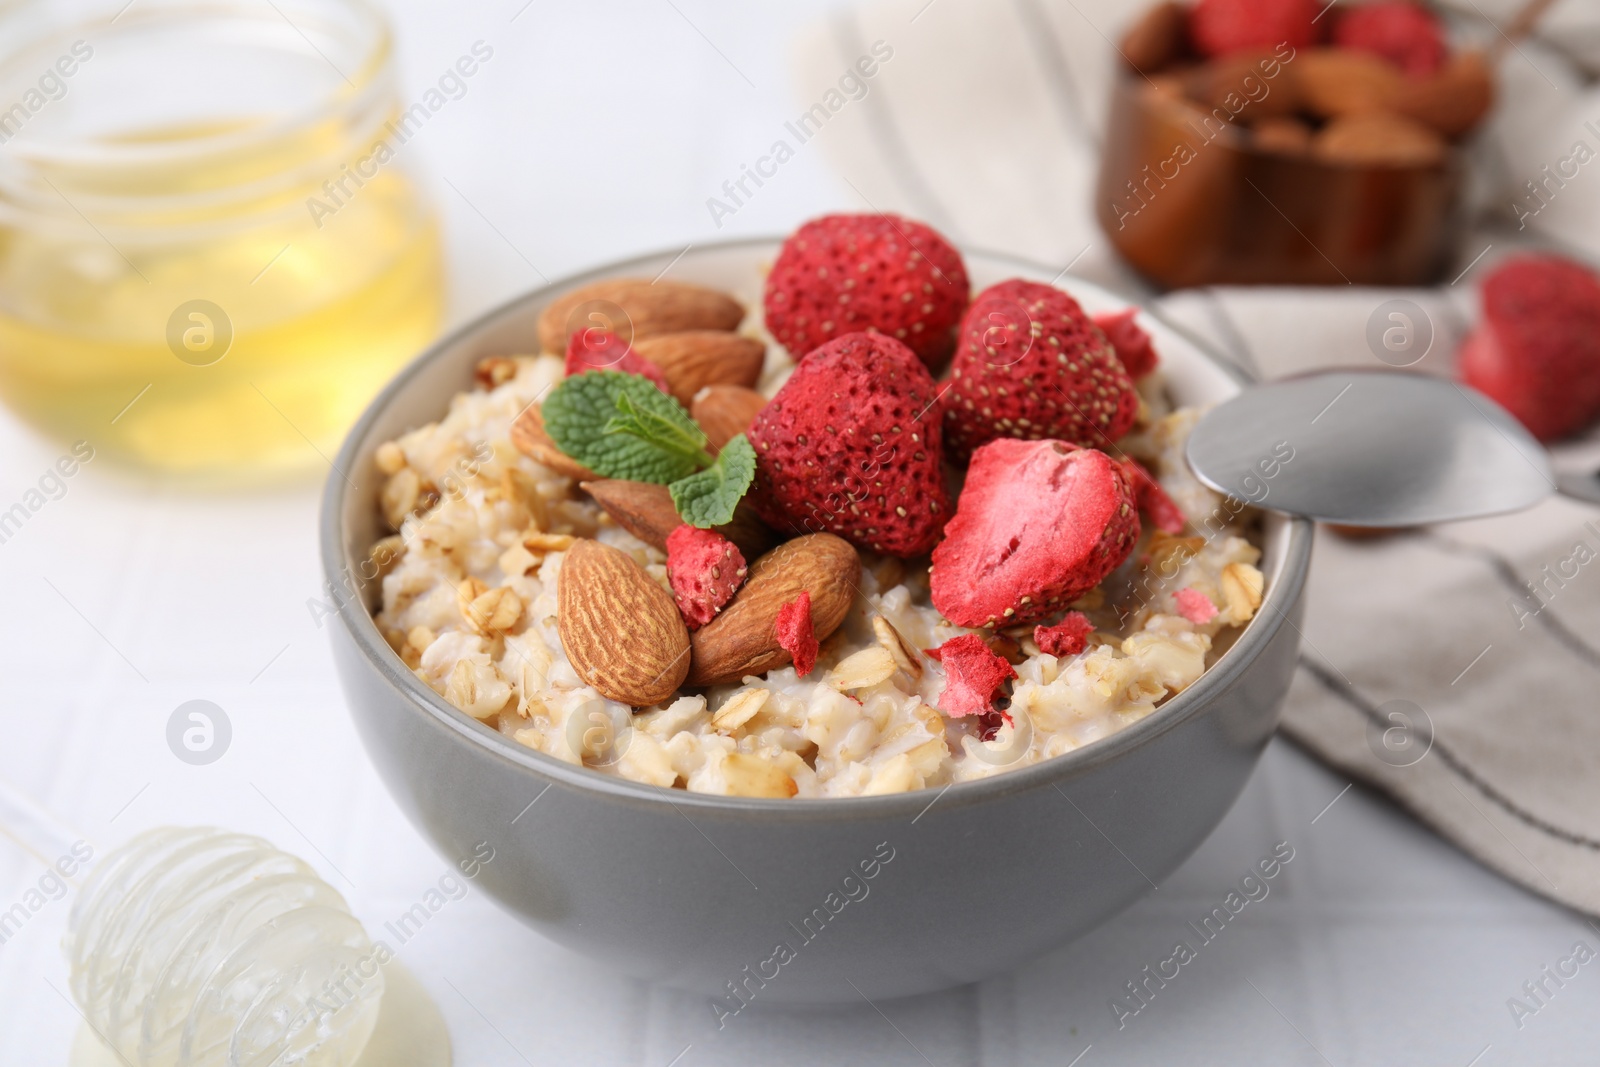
[1119,1,1189,74]
[1392,51,1494,139]
[380,467,423,529]
[711,687,769,732]
[1189,53,1299,120]
[631,331,765,407]
[558,539,691,706]
[1251,116,1313,155]
[829,646,897,691]
[474,355,520,390]
[692,385,768,452]
[510,405,596,481]
[1314,112,1446,168]
[536,279,745,355]
[872,615,923,681]
[687,533,861,686]
[1220,562,1265,622]
[524,531,577,554]
[1295,48,1402,120]
[720,752,798,799]
[580,479,775,561]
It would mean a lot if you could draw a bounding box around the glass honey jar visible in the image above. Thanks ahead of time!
[0,0,445,480]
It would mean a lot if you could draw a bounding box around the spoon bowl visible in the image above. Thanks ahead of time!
[1186,369,1554,526]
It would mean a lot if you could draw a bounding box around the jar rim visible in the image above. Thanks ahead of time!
[0,0,399,227]
[0,0,392,161]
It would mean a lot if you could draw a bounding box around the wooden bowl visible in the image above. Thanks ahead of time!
[1095,76,1466,288]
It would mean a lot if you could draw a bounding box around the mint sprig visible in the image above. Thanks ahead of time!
[543,371,757,528]
[672,434,756,527]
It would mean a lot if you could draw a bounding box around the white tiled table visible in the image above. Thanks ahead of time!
[1,2,1596,1063]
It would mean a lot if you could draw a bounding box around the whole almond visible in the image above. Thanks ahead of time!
[1188,52,1299,119]
[580,478,775,560]
[536,279,744,355]
[1251,116,1313,155]
[510,405,595,481]
[558,539,690,707]
[1314,112,1446,167]
[1119,1,1189,75]
[631,331,765,407]
[691,385,767,452]
[1295,49,1402,120]
[686,533,860,687]
[1392,50,1493,139]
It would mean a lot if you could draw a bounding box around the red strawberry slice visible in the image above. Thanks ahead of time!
[1333,0,1447,79]
[1458,255,1600,442]
[763,213,970,369]
[928,634,1016,726]
[775,592,818,676]
[747,331,951,558]
[665,525,747,630]
[1034,612,1095,657]
[1190,0,1321,58]
[944,279,1139,461]
[565,329,669,392]
[1092,308,1159,379]
[931,439,1140,628]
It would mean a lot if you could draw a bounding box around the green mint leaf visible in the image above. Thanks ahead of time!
[670,434,757,528]
[542,371,707,484]
[604,391,714,469]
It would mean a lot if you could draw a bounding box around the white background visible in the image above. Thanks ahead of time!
[1,1,1598,1064]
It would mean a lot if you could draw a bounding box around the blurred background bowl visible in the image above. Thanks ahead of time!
[1096,74,1466,288]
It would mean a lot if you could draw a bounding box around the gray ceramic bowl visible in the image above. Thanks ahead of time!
[321,239,1312,1005]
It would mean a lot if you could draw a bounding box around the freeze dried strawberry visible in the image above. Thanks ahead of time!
[775,591,818,676]
[943,279,1139,461]
[1121,458,1187,534]
[1333,0,1446,79]
[565,329,669,392]
[1175,588,1219,625]
[1458,255,1600,442]
[1190,0,1320,58]
[929,634,1016,722]
[665,525,747,630]
[931,439,1140,628]
[1092,308,1159,379]
[747,331,951,557]
[763,213,969,368]
[1034,612,1095,657]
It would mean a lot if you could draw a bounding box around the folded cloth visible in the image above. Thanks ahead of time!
[796,0,1600,914]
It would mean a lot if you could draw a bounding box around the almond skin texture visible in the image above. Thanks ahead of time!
[1295,48,1403,119]
[558,539,690,707]
[1391,50,1493,138]
[686,533,860,686]
[1314,112,1445,167]
[1120,1,1191,74]
[510,405,596,481]
[631,331,765,407]
[580,479,775,561]
[692,385,767,452]
[537,280,744,356]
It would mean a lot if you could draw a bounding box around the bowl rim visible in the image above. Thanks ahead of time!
[321,235,1313,818]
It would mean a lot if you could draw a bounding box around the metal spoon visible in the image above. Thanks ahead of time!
[1185,369,1556,526]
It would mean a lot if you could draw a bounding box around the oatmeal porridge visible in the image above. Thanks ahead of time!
[367,217,1264,799]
